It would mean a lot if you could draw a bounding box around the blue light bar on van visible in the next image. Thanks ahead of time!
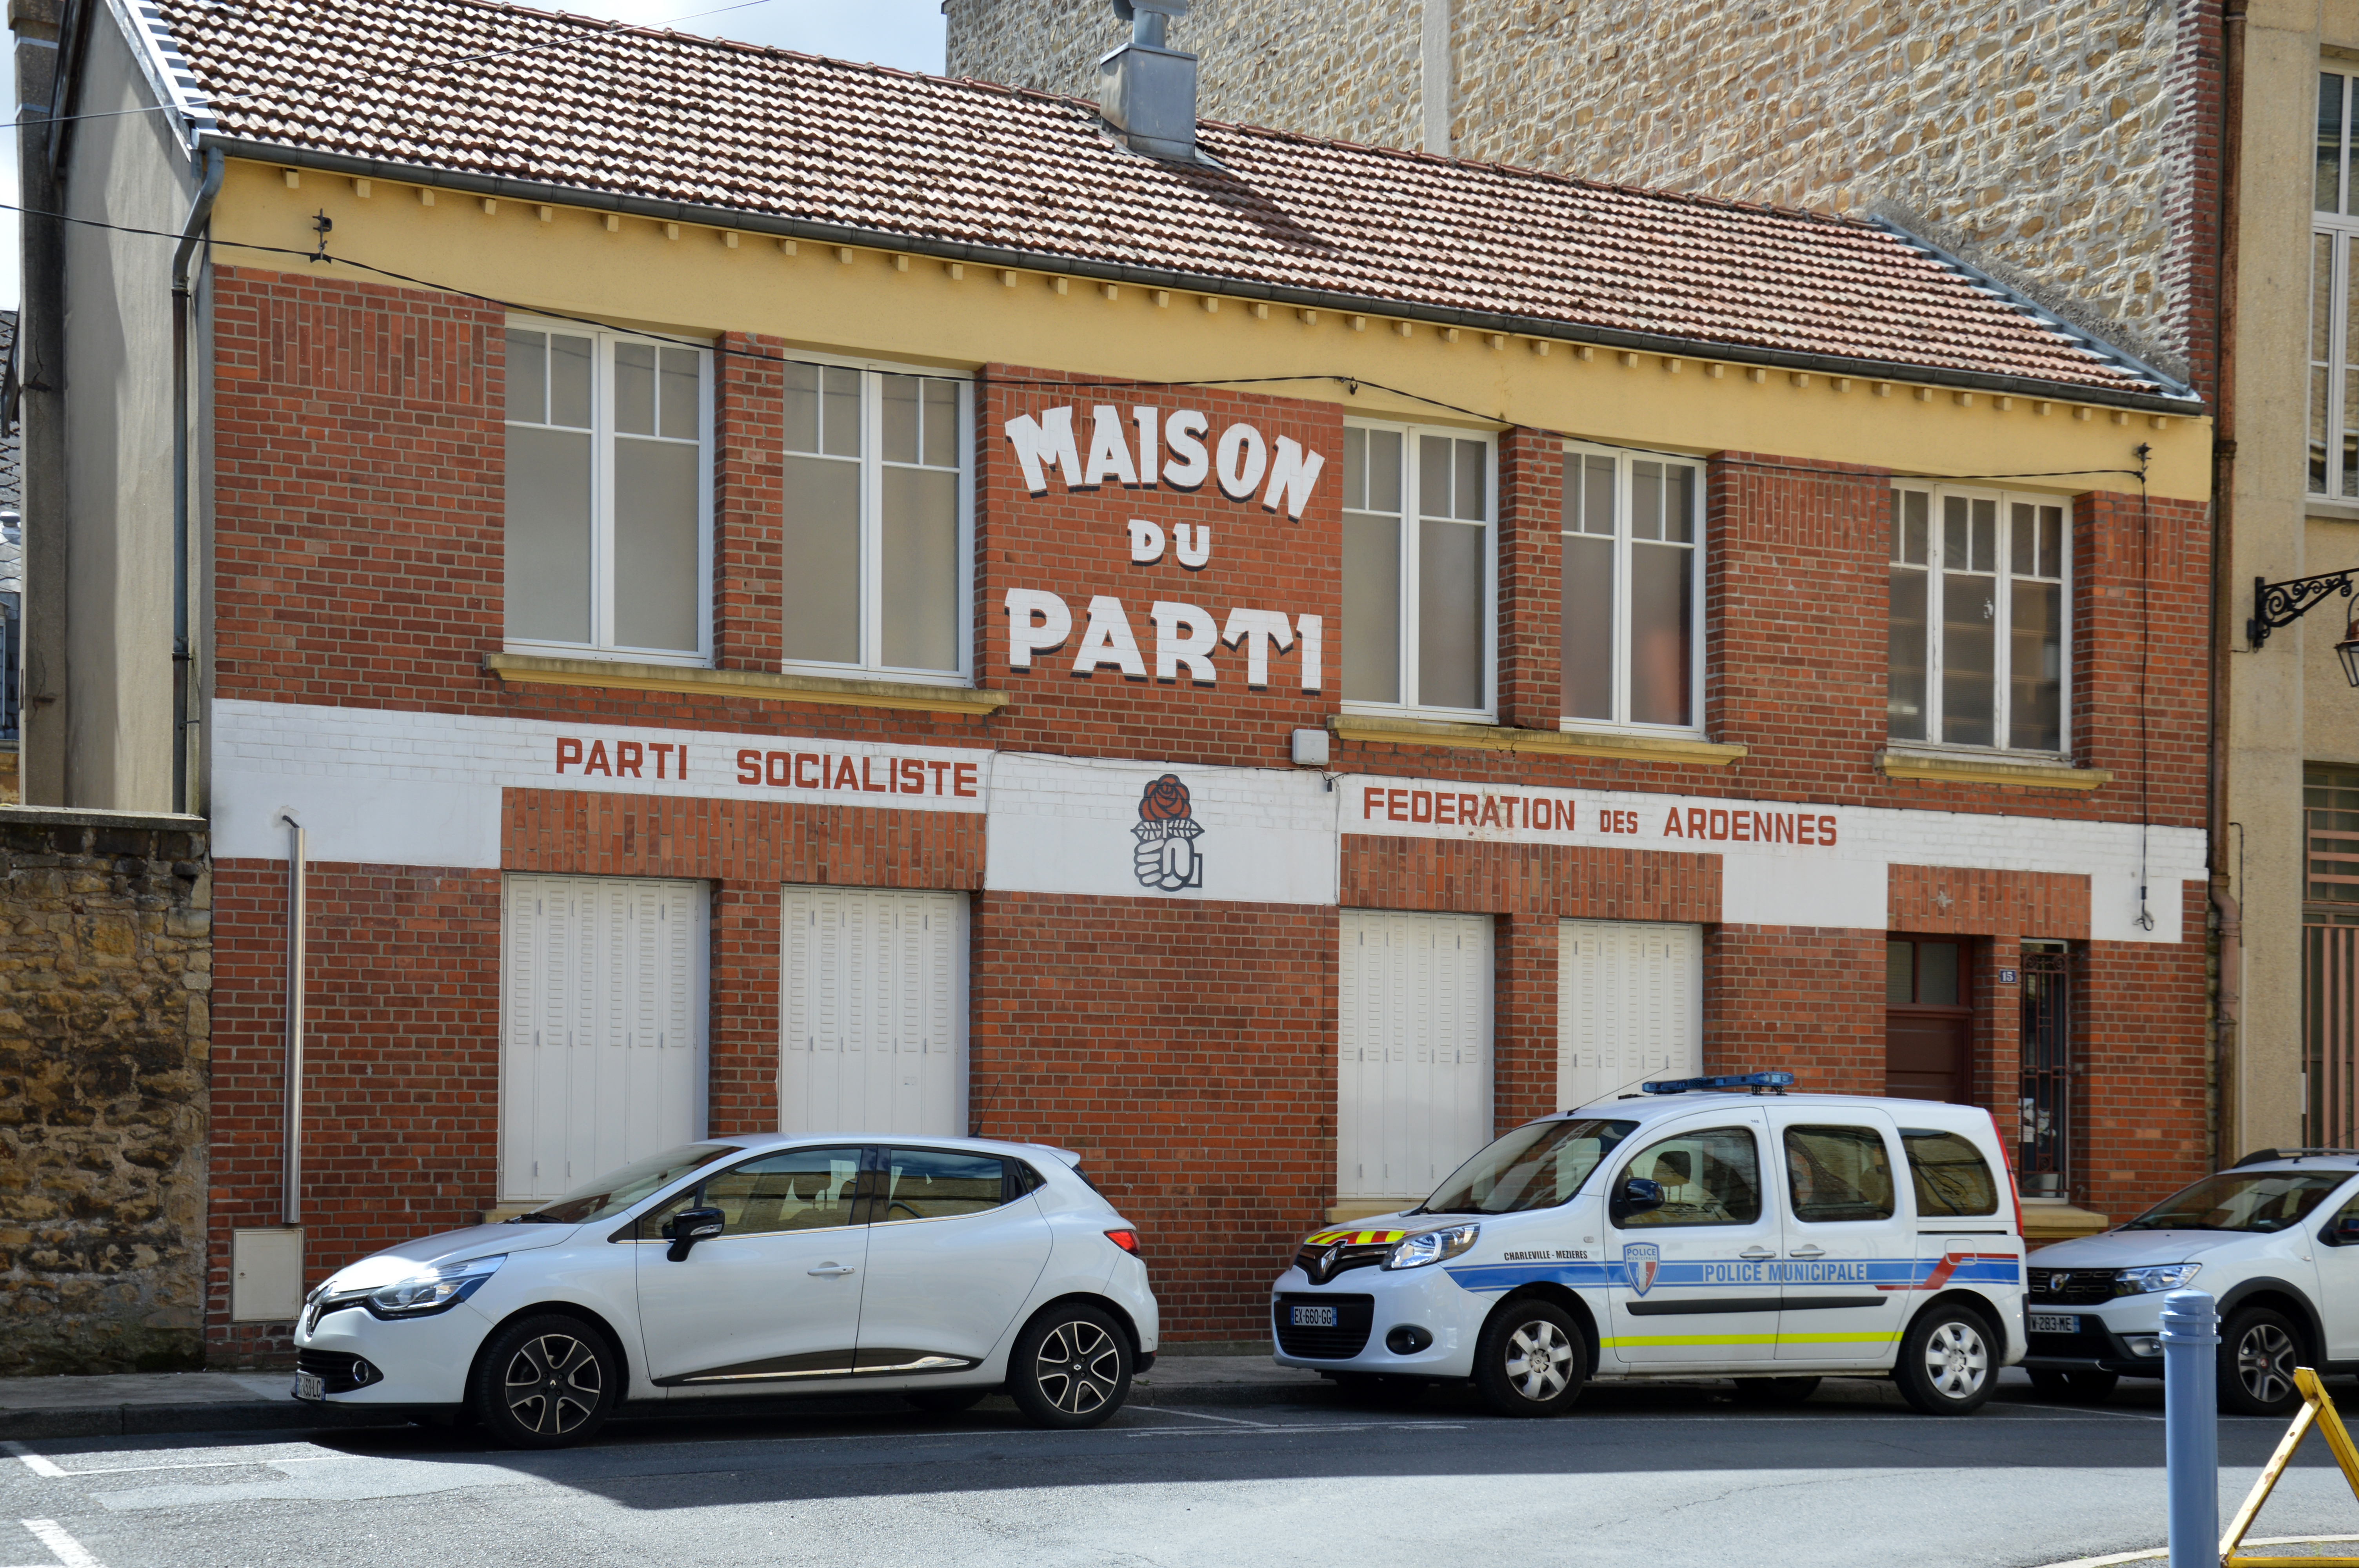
[1640,1072,1797,1094]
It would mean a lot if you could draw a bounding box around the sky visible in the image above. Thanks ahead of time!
[0,0,949,307]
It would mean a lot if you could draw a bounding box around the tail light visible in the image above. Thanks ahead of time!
[1105,1229,1141,1255]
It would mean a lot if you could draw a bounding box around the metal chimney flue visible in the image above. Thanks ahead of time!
[1100,0,1198,161]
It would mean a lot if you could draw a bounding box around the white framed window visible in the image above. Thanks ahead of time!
[780,356,972,683]
[1888,487,2070,753]
[2315,71,2359,497]
[1341,423,1495,718]
[505,319,712,664]
[1560,446,1702,731]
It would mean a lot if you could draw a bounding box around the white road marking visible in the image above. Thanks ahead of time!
[0,1447,65,1481]
[1131,1407,1274,1428]
[20,1519,104,1568]
[2034,1535,2359,1568]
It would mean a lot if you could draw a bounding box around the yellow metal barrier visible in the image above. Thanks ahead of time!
[2221,1368,2359,1567]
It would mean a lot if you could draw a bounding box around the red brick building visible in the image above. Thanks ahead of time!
[20,0,2212,1358]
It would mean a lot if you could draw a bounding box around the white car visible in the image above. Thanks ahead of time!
[2023,1149,2359,1416]
[292,1134,1158,1446]
[1271,1074,2027,1416]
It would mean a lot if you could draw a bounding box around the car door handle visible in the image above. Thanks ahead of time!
[1787,1245,1826,1259]
[808,1264,856,1277]
[1738,1246,1776,1261]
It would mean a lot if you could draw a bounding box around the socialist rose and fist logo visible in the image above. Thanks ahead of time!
[1133,773,1204,892]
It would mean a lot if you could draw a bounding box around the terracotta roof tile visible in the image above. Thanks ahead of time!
[155,0,2176,399]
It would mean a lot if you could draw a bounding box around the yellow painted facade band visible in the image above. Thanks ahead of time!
[208,161,2211,503]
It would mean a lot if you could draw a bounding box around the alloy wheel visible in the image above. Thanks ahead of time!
[1033,1319,1120,1416]
[2237,1322,2297,1407]
[503,1332,604,1436]
[1503,1319,1574,1403]
[1921,1319,1989,1400]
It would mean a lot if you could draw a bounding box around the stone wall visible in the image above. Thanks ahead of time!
[0,808,211,1375]
[945,0,2206,383]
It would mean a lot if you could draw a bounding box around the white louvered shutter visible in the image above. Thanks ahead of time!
[778,886,965,1136]
[1337,911,1492,1203]
[500,875,705,1204]
[1555,920,1701,1112]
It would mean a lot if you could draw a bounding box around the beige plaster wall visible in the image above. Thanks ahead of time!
[949,0,2204,381]
[2228,1,2359,1154]
[57,6,196,812]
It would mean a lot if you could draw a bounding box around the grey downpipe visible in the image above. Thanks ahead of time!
[171,147,224,816]
[280,812,306,1225]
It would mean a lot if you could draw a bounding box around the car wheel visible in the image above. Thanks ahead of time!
[1473,1299,1587,1417]
[1728,1376,1821,1407]
[469,1314,617,1450]
[905,1387,991,1416]
[1008,1304,1131,1430]
[2219,1307,2305,1417]
[1895,1304,1996,1416]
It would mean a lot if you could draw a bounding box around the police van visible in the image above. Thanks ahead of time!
[1271,1074,2026,1416]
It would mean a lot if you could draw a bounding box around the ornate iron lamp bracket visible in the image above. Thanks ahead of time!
[2251,570,2359,649]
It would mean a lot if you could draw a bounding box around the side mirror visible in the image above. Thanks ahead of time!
[664,1205,726,1262]
[1610,1177,1664,1224]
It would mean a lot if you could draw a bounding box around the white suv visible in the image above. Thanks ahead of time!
[1272,1076,2027,1416]
[2023,1149,2359,1415]
[292,1135,1158,1446]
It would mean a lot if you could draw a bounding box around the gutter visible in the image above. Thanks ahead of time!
[196,133,2208,419]
[170,146,223,817]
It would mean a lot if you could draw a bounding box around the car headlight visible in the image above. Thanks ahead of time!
[2113,1263,2201,1296]
[1383,1224,1480,1271]
[362,1254,506,1318]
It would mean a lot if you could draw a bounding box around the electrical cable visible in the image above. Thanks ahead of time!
[0,196,2165,488]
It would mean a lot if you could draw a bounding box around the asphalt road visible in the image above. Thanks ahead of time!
[4,1374,2358,1568]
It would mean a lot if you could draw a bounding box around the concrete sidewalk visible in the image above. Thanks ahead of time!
[0,1355,1332,1439]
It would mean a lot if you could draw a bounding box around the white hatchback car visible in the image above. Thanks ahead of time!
[2023,1149,2359,1416]
[292,1135,1158,1446]
[1272,1075,2027,1416]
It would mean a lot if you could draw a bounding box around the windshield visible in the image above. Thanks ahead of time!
[1421,1119,1639,1216]
[523,1144,741,1225]
[2123,1171,2353,1233]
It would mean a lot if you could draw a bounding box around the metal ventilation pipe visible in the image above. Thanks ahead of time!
[1099,0,1198,161]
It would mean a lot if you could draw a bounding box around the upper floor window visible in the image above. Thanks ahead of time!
[1888,487,2068,752]
[1341,423,1494,717]
[505,322,711,663]
[1561,448,1701,731]
[780,359,970,682]
[2315,72,2359,497]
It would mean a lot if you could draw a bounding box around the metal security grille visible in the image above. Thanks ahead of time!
[2017,943,2075,1198]
[2306,764,2359,1145]
[1337,911,1492,1203]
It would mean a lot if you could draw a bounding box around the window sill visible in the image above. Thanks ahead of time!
[484,653,1009,716]
[1876,747,2110,791]
[2307,498,2359,524]
[1330,714,1747,767]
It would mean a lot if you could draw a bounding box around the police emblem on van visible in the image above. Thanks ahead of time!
[1133,774,1205,891]
[1622,1242,1660,1297]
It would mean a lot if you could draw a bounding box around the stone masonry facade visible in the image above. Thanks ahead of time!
[945,0,2213,385]
[0,809,211,1375]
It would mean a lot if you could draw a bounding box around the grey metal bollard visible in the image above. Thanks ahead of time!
[2161,1289,2220,1568]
